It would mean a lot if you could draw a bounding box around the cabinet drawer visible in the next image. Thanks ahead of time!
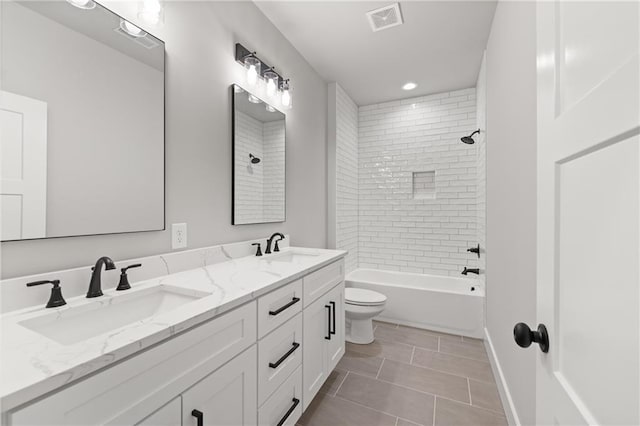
[257,279,302,338]
[258,366,303,426]
[10,302,257,426]
[258,313,303,405]
[303,259,344,307]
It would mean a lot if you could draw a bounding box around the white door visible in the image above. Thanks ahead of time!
[0,90,47,240]
[302,295,330,410]
[536,2,639,425]
[182,346,257,426]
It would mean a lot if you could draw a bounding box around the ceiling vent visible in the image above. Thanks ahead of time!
[366,3,404,32]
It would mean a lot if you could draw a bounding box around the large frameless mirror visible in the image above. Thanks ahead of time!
[1,0,165,241]
[232,84,285,225]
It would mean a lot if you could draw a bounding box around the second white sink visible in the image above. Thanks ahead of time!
[19,285,209,346]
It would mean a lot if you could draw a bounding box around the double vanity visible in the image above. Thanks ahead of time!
[1,245,346,426]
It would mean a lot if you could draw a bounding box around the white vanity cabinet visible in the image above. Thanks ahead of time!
[182,346,257,426]
[4,256,346,426]
[302,281,345,410]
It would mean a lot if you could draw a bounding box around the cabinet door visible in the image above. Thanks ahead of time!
[182,346,257,426]
[136,397,182,426]
[326,282,345,372]
[302,296,330,410]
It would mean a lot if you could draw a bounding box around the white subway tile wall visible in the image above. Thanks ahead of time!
[335,84,359,272]
[234,111,264,223]
[262,119,286,222]
[358,88,480,276]
[234,112,285,223]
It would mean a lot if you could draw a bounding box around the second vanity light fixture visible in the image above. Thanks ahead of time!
[235,43,292,110]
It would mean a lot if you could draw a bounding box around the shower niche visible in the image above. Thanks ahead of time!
[231,84,286,225]
[413,171,436,200]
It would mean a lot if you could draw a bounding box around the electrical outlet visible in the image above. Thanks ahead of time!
[171,223,187,249]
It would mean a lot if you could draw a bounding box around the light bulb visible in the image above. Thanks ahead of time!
[244,56,261,87]
[264,70,278,97]
[138,0,163,25]
[120,19,146,37]
[248,94,261,104]
[281,81,291,108]
[66,0,96,9]
[266,105,276,112]
[247,65,258,85]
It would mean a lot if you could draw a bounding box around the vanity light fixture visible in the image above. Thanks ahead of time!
[280,79,292,109]
[66,0,96,9]
[235,43,292,109]
[402,82,417,91]
[247,94,261,104]
[244,55,261,87]
[264,69,279,97]
[120,18,147,37]
[138,0,164,26]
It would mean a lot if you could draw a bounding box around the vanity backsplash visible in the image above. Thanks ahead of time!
[1,236,290,314]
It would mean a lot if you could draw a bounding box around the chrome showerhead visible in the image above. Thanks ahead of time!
[461,129,480,145]
[249,153,261,164]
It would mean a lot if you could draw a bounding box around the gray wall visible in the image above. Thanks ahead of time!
[1,1,328,278]
[485,1,537,424]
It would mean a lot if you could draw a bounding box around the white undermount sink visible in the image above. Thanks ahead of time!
[19,285,209,346]
[267,249,321,264]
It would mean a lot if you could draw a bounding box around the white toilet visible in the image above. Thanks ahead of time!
[345,287,387,344]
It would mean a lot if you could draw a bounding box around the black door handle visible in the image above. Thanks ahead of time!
[329,301,336,335]
[269,342,300,368]
[276,398,300,426]
[325,305,331,340]
[191,409,203,426]
[514,322,549,353]
[269,297,300,316]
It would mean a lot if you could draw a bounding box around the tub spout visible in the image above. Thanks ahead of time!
[462,267,480,276]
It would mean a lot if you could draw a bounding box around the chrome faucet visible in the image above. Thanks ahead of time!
[265,233,285,254]
[87,256,116,298]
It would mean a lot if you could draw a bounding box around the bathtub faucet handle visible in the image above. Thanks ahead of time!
[462,267,480,276]
[467,244,481,258]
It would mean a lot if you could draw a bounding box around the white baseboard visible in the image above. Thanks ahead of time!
[484,327,521,426]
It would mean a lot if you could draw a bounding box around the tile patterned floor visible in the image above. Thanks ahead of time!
[298,321,507,426]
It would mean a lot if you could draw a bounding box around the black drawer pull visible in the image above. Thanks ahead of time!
[276,398,300,426]
[191,409,203,426]
[269,342,300,369]
[269,297,300,316]
[329,301,336,335]
[325,305,331,340]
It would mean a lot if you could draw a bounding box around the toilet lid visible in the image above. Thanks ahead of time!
[345,288,387,306]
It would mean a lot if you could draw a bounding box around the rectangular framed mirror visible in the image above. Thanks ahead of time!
[1,1,165,241]
[232,84,286,225]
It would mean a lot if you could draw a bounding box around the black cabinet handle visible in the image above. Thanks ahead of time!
[269,297,300,316]
[329,301,336,335]
[276,398,300,426]
[325,305,331,340]
[514,322,549,353]
[191,409,203,426]
[269,342,300,368]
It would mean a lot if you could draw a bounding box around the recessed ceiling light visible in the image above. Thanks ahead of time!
[402,82,417,91]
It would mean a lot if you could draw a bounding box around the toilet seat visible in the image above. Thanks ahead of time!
[345,288,387,306]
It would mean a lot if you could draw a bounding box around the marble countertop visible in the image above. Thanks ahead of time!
[0,247,346,412]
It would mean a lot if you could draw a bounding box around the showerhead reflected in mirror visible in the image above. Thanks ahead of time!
[232,84,285,225]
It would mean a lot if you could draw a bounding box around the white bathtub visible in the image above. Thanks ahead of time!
[345,268,484,338]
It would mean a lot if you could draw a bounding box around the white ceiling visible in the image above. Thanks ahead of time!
[255,1,497,106]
